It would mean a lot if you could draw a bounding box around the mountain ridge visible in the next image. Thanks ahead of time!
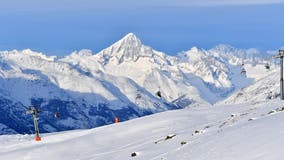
[0,33,278,134]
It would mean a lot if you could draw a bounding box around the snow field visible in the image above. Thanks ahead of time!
[1,99,284,160]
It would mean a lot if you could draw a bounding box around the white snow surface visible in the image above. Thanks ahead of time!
[0,33,282,159]
[219,65,279,105]
[0,33,275,109]
[60,33,276,105]
[1,100,284,160]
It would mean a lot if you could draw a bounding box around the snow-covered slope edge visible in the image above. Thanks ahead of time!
[1,100,284,160]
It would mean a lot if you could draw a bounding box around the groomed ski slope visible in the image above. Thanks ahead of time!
[1,100,284,160]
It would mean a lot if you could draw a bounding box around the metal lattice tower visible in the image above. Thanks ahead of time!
[26,106,41,141]
[273,50,284,100]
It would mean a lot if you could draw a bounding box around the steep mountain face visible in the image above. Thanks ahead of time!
[0,48,181,135]
[0,33,276,135]
[178,47,231,88]
[95,33,159,65]
[62,33,206,107]
[219,69,279,105]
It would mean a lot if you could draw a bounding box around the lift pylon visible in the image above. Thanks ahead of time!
[273,50,284,100]
[27,106,41,141]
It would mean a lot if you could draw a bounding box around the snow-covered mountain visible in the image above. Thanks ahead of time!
[219,67,279,105]
[0,33,278,135]
[0,48,179,135]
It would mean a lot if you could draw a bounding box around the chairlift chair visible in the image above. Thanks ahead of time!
[136,93,142,99]
[265,63,270,70]
[241,68,246,76]
[54,112,60,118]
[156,90,162,98]
[54,106,60,118]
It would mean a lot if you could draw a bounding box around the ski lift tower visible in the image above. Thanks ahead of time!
[26,106,41,141]
[273,50,284,100]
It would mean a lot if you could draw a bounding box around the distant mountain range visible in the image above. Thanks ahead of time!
[0,33,278,134]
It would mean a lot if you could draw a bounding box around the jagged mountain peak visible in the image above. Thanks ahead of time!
[95,33,158,65]
[0,49,57,62]
[211,44,262,57]
[210,44,245,57]
[21,49,54,59]
[178,46,207,62]
[188,46,201,52]
[120,32,141,43]
[125,32,136,37]
[69,49,93,57]
[112,32,142,49]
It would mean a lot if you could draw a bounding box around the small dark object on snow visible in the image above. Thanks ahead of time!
[155,134,177,144]
[156,91,162,98]
[194,130,200,134]
[204,125,210,129]
[265,63,270,70]
[131,152,137,157]
[276,107,284,112]
[165,134,176,140]
[268,110,276,115]
[248,118,255,121]
[181,141,187,145]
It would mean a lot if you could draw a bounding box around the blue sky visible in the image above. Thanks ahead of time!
[0,0,283,56]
